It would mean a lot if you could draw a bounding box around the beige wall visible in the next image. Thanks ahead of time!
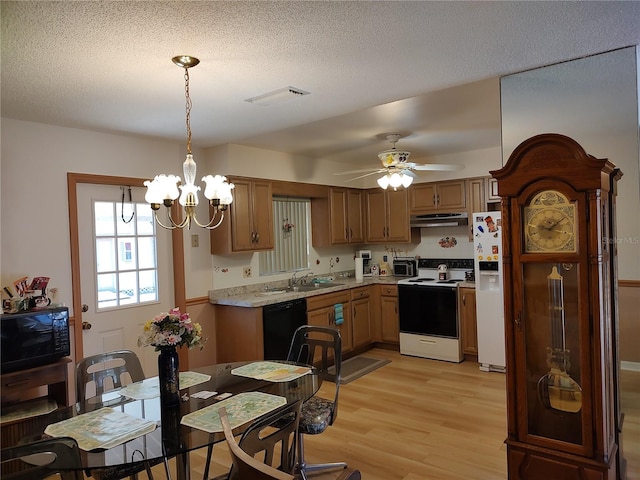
[619,283,640,364]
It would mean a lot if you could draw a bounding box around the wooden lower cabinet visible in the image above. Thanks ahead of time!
[350,286,372,348]
[459,287,478,356]
[215,305,264,362]
[379,285,399,344]
[306,290,352,357]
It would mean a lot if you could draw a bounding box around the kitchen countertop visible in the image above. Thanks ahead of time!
[209,276,402,308]
[209,276,475,308]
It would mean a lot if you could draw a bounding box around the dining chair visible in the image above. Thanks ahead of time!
[218,406,297,480]
[212,400,301,480]
[1,436,83,480]
[75,349,169,480]
[286,325,347,479]
[218,407,362,480]
[75,349,146,402]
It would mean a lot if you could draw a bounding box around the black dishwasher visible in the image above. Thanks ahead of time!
[263,298,307,360]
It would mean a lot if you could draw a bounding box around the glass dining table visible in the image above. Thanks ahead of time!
[3,361,320,480]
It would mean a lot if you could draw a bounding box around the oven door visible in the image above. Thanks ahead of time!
[398,284,459,338]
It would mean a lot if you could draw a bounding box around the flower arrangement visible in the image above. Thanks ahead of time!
[138,308,206,351]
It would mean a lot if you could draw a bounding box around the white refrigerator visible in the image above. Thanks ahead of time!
[472,211,506,372]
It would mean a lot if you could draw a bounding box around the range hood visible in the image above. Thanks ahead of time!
[410,212,469,228]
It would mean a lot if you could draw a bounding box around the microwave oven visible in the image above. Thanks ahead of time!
[0,307,70,373]
[393,259,416,277]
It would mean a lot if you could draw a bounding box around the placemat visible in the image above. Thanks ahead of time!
[44,407,157,451]
[231,361,310,382]
[180,391,286,433]
[119,371,211,400]
[0,398,58,425]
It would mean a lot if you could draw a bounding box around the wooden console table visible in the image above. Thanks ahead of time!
[1,358,72,446]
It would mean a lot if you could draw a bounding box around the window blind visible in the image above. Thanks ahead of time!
[259,198,310,274]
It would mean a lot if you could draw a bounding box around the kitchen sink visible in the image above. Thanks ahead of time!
[259,289,288,296]
[288,282,344,292]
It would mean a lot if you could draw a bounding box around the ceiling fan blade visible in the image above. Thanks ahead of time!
[334,167,384,175]
[348,170,388,181]
[413,164,464,171]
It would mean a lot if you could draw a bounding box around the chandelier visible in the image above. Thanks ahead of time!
[144,56,234,229]
[376,134,414,190]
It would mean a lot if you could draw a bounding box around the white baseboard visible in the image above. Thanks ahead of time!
[621,361,640,372]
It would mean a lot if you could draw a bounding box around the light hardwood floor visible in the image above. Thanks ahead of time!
[167,348,639,480]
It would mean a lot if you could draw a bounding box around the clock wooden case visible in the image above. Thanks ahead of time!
[491,134,624,480]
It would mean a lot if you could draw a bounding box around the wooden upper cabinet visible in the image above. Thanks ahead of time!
[364,189,387,243]
[486,177,500,203]
[409,180,466,214]
[364,188,416,244]
[311,187,364,247]
[346,189,365,243]
[329,188,348,244]
[210,178,274,254]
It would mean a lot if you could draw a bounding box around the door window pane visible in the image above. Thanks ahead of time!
[93,201,158,310]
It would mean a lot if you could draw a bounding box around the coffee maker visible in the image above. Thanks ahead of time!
[356,250,373,277]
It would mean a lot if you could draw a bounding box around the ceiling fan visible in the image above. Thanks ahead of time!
[334,133,463,189]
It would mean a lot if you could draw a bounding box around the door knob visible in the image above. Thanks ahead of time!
[82,321,92,330]
[81,304,89,312]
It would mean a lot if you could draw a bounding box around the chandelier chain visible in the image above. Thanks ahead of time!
[184,68,192,154]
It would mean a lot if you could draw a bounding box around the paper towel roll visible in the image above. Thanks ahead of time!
[355,258,364,281]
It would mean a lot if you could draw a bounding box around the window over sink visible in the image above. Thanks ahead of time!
[259,197,310,275]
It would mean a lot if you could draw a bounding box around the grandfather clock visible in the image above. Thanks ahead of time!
[491,134,623,480]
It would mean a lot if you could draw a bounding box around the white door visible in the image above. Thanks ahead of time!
[77,183,174,375]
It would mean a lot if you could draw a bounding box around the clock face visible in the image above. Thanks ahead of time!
[524,190,576,253]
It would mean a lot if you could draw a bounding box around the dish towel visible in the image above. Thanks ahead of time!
[334,303,344,325]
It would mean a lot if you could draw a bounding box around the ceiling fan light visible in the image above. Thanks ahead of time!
[389,172,403,188]
[401,173,413,188]
[377,174,390,189]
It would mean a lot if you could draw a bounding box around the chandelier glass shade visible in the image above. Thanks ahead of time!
[145,56,234,230]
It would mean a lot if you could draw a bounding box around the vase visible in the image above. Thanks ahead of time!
[158,346,180,407]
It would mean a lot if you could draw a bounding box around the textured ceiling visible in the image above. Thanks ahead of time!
[2,1,639,167]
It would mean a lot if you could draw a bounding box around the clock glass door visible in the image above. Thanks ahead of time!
[522,261,584,447]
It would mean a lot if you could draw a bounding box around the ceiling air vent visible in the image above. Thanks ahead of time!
[245,86,310,106]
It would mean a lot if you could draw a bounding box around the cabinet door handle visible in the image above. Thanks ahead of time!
[462,295,466,306]
[515,312,522,330]
[437,194,440,205]
[349,228,353,239]
[255,232,259,242]
[5,379,30,388]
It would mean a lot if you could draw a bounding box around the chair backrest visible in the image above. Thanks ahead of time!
[76,349,145,402]
[227,400,301,479]
[286,325,342,424]
[218,407,296,480]
[1,437,83,480]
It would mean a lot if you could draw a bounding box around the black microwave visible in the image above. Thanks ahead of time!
[0,307,70,373]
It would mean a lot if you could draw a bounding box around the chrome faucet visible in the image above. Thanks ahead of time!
[290,271,314,287]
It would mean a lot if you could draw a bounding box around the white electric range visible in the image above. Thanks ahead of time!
[397,258,473,362]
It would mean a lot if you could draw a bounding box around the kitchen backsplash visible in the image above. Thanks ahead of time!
[372,225,473,263]
[211,226,472,290]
